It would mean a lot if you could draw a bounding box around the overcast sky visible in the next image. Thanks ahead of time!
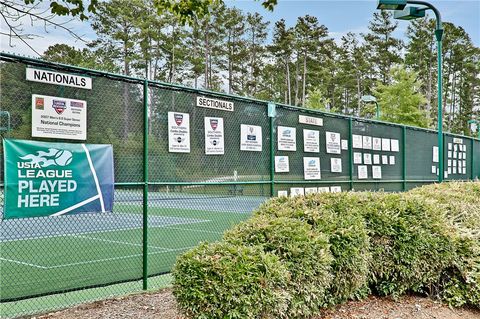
[0,0,478,57]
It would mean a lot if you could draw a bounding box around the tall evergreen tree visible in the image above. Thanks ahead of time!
[364,11,403,85]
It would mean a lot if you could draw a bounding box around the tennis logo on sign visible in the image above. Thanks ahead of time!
[3,139,114,219]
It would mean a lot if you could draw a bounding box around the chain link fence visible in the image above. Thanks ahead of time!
[1,52,479,317]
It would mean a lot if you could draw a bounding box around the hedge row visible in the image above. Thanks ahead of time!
[173,182,480,318]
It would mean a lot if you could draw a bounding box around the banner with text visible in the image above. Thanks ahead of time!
[3,139,114,219]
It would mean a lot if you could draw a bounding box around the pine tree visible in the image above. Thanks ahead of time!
[364,11,403,85]
[374,65,429,127]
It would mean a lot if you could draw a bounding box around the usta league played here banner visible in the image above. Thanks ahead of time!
[3,139,114,219]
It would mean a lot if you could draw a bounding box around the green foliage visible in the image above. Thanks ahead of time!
[173,183,480,316]
[305,87,330,111]
[410,182,480,308]
[173,242,290,319]
[224,215,333,317]
[375,65,430,128]
[24,0,98,20]
[362,193,457,297]
[254,192,371,304]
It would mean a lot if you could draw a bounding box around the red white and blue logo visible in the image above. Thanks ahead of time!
[52,100,67,114]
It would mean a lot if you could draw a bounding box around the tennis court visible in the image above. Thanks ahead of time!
[0,190,267,301]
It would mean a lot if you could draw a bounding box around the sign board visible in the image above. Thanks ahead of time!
[303,157,321,180]
[26,67,92,90]
[275,156,290,173]
[240,124,262,151]
[303,129,320,153]
[168,112,190,153]
[326,131,341,154]
[32,94,87,140]
[299,115,323,126]
[277,126,296,151]
[3,139,114,219]
[197,96,234,112]
[204,117,224,155]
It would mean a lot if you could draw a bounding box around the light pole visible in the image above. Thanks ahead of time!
[376,0,444,182]
[468,119,480,139]
[361,95,380,119]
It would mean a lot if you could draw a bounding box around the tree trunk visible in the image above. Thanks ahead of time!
[302,50,307,107]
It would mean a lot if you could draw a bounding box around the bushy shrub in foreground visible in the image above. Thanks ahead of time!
[173,242,290,319]
[255,192,371,304]
[361,192,458,297]
[173,182,480,318]
[224,215,333,318]
[410,182,480,308]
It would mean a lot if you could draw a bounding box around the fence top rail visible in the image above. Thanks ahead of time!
[1,51,478,142]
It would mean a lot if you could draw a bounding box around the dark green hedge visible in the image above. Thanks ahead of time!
[173,182,480,318]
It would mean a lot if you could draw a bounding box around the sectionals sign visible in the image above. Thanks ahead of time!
[197,96,234,112]
[26,67,92,90]
[3,139,114,219]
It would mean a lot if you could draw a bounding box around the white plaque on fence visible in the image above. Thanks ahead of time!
[240,124,262,151]
[168,112,190,153]
[303,157,321,180]
[299,115,323,126]
[197,96,234,112]
[204,117,224,155]
[326,131,341,154]
[31,94,87,140]
[303,129,320,153]
[275,156,290,173]
[277,126,297,151]
[26,67,92,89]
[331,158,342,173]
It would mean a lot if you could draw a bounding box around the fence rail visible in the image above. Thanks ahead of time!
[1,52,479,318]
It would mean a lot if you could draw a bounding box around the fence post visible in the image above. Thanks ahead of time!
[268,103,276,197]
[471,138,475,180]
[402,126,407,191]
[142,79,149,290]
[348,117,354,190]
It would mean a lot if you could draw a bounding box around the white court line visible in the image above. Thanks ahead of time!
[0,218,211,243]
[163,226,224,235]
[50,195,100,217]
[41,246,197,269]
[70,234,172,251]
[82,143,105,212]
[0,257,48,269]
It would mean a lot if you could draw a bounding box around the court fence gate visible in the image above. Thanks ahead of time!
[1,52,479,317]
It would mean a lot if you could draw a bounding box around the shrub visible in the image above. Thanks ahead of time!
[410,182,480,308]
[362,192,457,297]
[410,182,480,306]
[224,215,333,318]
[255,192,371,304]
[173,242,290,319]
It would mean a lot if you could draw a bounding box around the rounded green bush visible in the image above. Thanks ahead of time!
[362,192,457,297]
[224,215,333,318]
[410,182,480,308]
[173,242,290,319]
[255,192,371,305]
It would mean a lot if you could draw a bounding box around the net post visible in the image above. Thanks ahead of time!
[348,117,354,190]
[402,126,407,191]
[268,102,276,197]
[142,79,149,290]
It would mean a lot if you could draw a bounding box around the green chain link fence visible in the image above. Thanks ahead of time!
[1,52,479,318]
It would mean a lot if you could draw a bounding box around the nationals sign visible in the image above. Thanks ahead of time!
[3,139,114,219]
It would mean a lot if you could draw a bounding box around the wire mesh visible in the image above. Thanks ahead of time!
[1,53,479,318]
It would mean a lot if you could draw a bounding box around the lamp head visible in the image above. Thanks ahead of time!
[377,0,407,10]
[394,6,426,20]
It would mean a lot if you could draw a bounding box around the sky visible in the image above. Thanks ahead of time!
[0,0,478,57]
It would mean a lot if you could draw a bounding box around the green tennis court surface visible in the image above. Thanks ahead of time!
[0,195,263,301]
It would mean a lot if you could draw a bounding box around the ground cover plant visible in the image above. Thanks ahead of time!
[173,182,480,318]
